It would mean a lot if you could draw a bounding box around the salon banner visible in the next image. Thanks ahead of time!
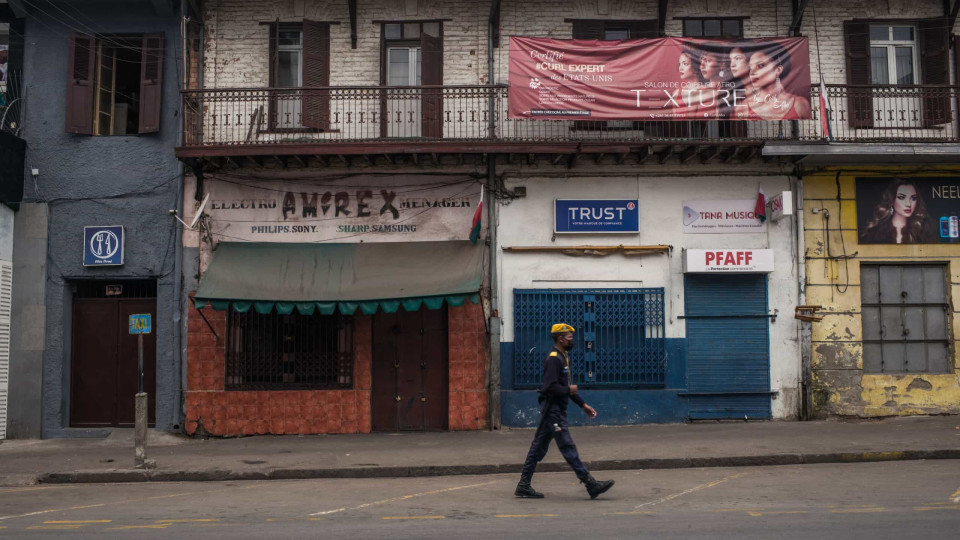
[856,177,960,245]
[509,36,811,121]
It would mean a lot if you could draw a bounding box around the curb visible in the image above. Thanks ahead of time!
[37,449,960,484]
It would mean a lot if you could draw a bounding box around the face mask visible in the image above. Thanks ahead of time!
[564,339,575,351]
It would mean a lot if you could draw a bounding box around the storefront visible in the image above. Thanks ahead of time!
[183,174,490,435]
[497,172,800,425]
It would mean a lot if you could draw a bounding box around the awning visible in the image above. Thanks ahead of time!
[194,241,483,315]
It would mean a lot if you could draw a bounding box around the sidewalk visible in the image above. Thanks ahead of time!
[1,416,958,485]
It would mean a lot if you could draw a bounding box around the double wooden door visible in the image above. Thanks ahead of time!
[371,307,448,431]
[71,298,156,427]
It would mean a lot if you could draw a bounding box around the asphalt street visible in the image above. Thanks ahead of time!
[0,460,958,539]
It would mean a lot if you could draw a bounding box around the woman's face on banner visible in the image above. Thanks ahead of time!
[729,48,749,79]
[678,52,695,80]
[893,184,918,218]
[748,51,782,91]
[700,53,721,80]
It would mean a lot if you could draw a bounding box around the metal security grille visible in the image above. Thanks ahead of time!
[861,264,950,373]
[513,289,666,388]
[225,311,353,390]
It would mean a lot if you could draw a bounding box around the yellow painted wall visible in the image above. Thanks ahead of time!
[804,167,960,418]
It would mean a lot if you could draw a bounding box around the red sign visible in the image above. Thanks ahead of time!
[509,36,811,121]
[684,249,775,273]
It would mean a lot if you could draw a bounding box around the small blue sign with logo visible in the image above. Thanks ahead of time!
[83,226,125,266]
[129,313,152,335]
[555,199,639,233]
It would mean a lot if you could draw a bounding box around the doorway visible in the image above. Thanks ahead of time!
[371,306,448,431]
[70,280,157,427]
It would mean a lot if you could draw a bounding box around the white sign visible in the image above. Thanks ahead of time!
[200,175,482,243]
[683,249,775,273]
[682,200,766,234]
[768,191,793,222]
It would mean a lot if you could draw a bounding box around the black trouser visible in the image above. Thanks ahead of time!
[520,400,589,479]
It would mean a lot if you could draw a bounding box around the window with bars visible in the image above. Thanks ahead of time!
[860,264,951,374]
[513,289,666,388]
[225,311,353,391]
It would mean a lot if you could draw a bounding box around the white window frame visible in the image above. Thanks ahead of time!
[869,25,919,86]
[386,46,421,86]
[277,29,303,88]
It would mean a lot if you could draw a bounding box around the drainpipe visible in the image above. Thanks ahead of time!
[486,0,502,430]
[795,172,812,420]
[172,0,188,432]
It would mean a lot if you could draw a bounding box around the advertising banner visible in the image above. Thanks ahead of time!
[555,199,639,233]
[856,177,960,244]
[510,36,811,120]
[200,176,482,243]
[682,200,766,234]
[684,249,775,273]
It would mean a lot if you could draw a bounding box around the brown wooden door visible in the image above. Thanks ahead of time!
[71,298,156,427]
[371,306,448,431]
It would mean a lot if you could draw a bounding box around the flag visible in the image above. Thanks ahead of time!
[469,185,484,244]
[755,185,766,223]
[819,80,834,141]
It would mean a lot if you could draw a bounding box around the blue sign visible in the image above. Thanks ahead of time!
[129,314,152,335]
[83,226,125,266]
[555,199,639,233]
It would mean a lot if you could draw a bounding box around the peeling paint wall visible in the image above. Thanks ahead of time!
[804,168,960,418]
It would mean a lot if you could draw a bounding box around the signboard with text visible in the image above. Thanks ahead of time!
[83,226,125,266]
[128,314,152,335]
[554,199,639,233]
[855,177,960,244]
[684,249,775,273]
[768,191,793,222]
[682,200,766,234]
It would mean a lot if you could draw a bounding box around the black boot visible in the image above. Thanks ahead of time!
[579,474,614,499]
[515,474,544,498]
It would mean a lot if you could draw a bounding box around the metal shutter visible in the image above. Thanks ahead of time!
[0,261,12,439]
[683,274,772,419]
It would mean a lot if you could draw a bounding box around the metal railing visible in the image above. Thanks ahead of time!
[180,84,960,149]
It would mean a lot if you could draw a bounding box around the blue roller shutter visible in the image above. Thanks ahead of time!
[683,274,771,419]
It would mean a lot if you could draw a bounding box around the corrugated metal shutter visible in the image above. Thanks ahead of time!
[683,274,771,419]
[0,261,12,439]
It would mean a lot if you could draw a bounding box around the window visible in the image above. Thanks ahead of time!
[860,265,951,374]
[513,289,666,388]
[682,18,743,38]
[277,30,303,88]
[380,21,443,138]
[869,25,917,85]
[225,311,353,391]
[65,32,164,135]
[266,21,330,131]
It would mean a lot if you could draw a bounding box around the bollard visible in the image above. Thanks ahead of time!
[135,392,148,467]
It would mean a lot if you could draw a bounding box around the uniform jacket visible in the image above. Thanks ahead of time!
[538,346,585,409]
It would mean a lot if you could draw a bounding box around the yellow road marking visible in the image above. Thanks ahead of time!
[156,518,222,523]
[830,508,885,514]
[266,517,325,522]
[747,511,808,517]
[27,524,84,530]
[606,511,654,515]
[109,524,171,530]
[44,520,112,524]
[310,480,498,516]
[951,488,960,503]
[495,514,559,518]
[381,516,446,520]
[915,506,960,512]
[0,486,74,495]
[635,472,749,510]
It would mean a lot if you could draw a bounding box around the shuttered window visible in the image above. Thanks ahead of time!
[861,264,951,374]
[65,32,165,135]
[267,21,331,131]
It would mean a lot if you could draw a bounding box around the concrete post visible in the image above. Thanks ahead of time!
[134,392,148,467]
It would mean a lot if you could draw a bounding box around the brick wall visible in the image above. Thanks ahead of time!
[448,302,490,430]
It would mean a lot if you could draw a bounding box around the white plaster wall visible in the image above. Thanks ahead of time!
[495,170,800,418]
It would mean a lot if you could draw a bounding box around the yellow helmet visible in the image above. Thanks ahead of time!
[551,323,576,334]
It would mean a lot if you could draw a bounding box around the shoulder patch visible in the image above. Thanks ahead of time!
[549,351,559,357]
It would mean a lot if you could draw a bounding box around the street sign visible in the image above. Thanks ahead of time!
[129,313,152,335]
[83,226,125,266]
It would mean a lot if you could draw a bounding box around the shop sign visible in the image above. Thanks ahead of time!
[855,177,960,244]
[202,176,482,243]
[554,199,639,233]
[768,191,793,222]
[684,249,775,273]
[682,200,766,234]
[83,225,124,266]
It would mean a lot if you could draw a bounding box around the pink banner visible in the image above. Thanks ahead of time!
[509,36,811,121]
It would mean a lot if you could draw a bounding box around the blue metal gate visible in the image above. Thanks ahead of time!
[513,289,665,388]
[683,274,772,419]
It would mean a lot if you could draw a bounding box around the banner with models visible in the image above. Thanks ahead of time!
[509,36,811,121]
[856,177,960,245]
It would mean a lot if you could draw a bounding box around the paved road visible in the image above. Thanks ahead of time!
[1,461,958,539]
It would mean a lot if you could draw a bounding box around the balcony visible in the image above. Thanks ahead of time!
[176,84,960,167]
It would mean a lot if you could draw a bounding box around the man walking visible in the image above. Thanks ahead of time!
[515,323,615,500]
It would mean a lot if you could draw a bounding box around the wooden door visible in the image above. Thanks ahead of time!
[371,306,448,431]
[71,297,156,427]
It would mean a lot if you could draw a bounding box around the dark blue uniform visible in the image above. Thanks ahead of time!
[520,346,589,479]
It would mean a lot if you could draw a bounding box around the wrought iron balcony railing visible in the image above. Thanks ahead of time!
[178,84,960,152]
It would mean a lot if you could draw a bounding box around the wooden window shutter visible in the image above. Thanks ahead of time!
[843,21,874,128]
[918,17,950,126]
[138,32,165,134]
[571,20,605,40]
[267,22,278,131]
[420,31,443,138]
[302,20,331,130]
[65,33,96,134]
[628,20,659,39]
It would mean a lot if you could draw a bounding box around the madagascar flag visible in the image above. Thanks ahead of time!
[469,185,484,244]
[755,186,766,223]
[819,80,834,141]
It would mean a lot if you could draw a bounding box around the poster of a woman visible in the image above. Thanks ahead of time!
[859,179,938,244]
[745,44,811,120]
